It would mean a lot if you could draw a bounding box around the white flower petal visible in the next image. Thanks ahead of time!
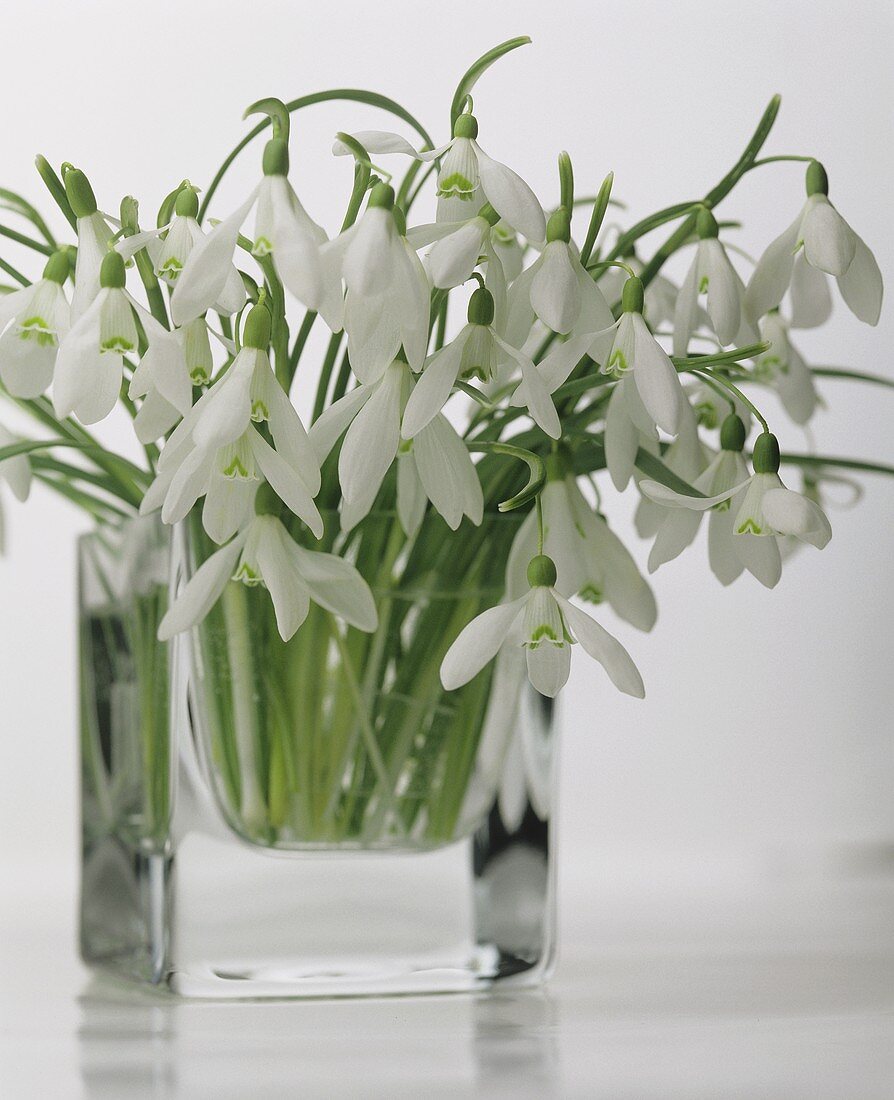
[530,241,580,334]
[837,231,883,326]
[734,529,782,588]
[525,639,571,698]
[308,385,371,464]
[339,363,401,503]
[397,453,426,537]
[401,328,469,438]
[672,253,700,357]
[648,507,702,572]
[640,476,747,511]
[288,541,378,632]
[254,519,312,641]
[702,238,742,346]
[604,381,640,492]
[801,196,856,276]
[473,142,546,245]
[789,252,832,329]
[440,596,527,691]
[630,313,683,435]
[413,413,483,529]
[427,220,487,289]
[555,594,645,698]
[494,334,560,438]
[248,430,323,538]
[744,213,801,323]
[761,486,832,548]
[157,533,247,640]
[708,505,744,586]
[343,288,401,384]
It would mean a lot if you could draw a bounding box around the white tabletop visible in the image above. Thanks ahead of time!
[2,859,892,1099]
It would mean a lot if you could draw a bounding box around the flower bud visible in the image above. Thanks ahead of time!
[696,206,719,239]
[467,286,495,327]
[752,431,781,474]
[720,413,747,452]
[42,250,71,285]
[621,276,644,314]
[262,137,289,177]
[546,206,572,244]
[806,160,829,197]
[527,553,558,589]
[174,186,199,219]
[99,250,126,290]
[368,182,395,211]
[120,195,140,234]
[453,113,479,140]
[64,167,97,218]
[243,301,272,350]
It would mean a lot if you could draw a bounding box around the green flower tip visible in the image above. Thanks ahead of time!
[621,275,644,314]
[64,167,97,219]
[262,137,289,177]
[99,250,126,290]
[527,553,558,589]
[806,159,829,197]
[120,195,140,233]
[174,186,199,219]
[752,431,780,474]
[467,285,495,326]
[42,250,70,285]
[546,206,572,244]
[696,206,719,240]
[453,113,479,140]
[719,413,747,452]
[368,181,395,211]
[254,482,281,517]
[392,204,407,237]
[243,300,272,349]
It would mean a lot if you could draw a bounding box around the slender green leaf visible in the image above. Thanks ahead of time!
[449,37,532,129]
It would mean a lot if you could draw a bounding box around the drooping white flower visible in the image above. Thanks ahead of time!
[505,206,614,341]
[603,277,686,435]
[309,358,483,534]
[117,185,245,317]
[53,251,189,426]
[396,417,484,537]
[0,251,70,398]
[0,424,32,555]
[633,396,707,538]
[321,183,430,383]
[754,312,819,425]
[158,507,377,642]
[505,466,657,631]
[440,553,644,699]
[171,138,332,327]
[333,113,546,244]
[63,167,115,319]
[640,431,831,589]
[745,161,883,326]
[141,303,321,542]
[645,414,750,577]
[402,285,560,440]
[674,209,755,355]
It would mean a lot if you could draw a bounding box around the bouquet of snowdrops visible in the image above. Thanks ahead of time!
[1,36,888,725]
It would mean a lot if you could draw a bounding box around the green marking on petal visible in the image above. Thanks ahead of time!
[232,563,264,587]
[100,336,135,353]
[189,366,211,386]
[251,399,270,423]
[737,518,763,535]
[17,317,57,346]
[608,348,628,375]
[579,583,604,603]
[699,274,709,295]
[252,236,274,257]
[437,173,476,199]
[158,257,183,281]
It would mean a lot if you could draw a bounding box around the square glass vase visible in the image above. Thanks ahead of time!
[78,511,558,998]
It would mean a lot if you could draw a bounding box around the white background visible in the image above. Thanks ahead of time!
[0,1,892,1095]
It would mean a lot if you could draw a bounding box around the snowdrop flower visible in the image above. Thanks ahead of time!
[402,286,560,440]
[505,459,657,631]
[641,431,831,589]
[172,132,332,327]
[117,186,244,317]
[411,202,503,291]
[309,358,483,534]
[54,251,189,426]
[674,208,752,355]
[0,250,70,398]
[754,312,818,425]
[396,421,484,537]
[602,277,686,436]
[333,112,546,244]
[141,302,321,542]
[322,183,429,383]
[64,167,115,319]
[645,414,750,578]
[158,496,377,643]
[506,206,614,340]
[745,161,883,326]
[0,424,32,554]
[440,553,645,699]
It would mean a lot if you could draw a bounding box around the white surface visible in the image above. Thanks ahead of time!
[0,1,892,1095]
[2,864,893,1098]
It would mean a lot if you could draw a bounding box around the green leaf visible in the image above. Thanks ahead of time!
[579,172,614,268]
[776,453,894,479]
[466,439,546,511]
[635,448,706,497]
[449,37,532,129]
[0,188,57,248]
[810,366,894,391]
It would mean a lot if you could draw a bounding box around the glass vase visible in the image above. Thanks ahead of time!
[79,510,558,998]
